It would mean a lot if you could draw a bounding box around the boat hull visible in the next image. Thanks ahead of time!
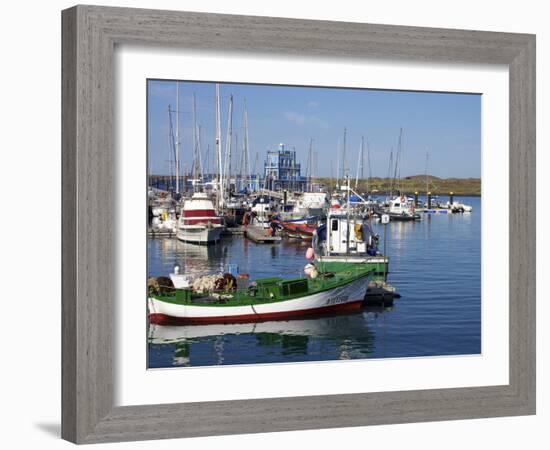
[278,221,316,240]
[149,301,363,325]
[316,256,389,281]
[176,226,224,244]
[388,212,421,222]
[149,275,369,325]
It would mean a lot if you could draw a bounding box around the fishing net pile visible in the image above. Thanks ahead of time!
[148,273,237,295]
[147,276,175,295]
[192,273,237,293]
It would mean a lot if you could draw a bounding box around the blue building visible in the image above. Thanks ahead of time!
[264,143,306,191]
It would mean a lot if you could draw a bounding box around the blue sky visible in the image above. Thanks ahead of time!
[147,80,481,178]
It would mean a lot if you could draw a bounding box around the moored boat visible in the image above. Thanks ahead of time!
[176,192,225,244]
[276,220,317,240]
[446,200,473,213]
[148,266,373,325]
[313,207,389,281]
[386,195,421,221]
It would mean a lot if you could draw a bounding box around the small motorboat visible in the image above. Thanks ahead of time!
[386,196,421,221]
[276,220,317,240]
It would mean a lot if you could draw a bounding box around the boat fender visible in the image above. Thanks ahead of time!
[304,263,315,276]
[305,247,315,260]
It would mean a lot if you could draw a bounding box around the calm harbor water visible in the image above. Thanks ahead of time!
[147,196,481,368]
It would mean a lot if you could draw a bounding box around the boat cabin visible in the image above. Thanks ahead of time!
[317,213,379,257]
[389,195,414,215]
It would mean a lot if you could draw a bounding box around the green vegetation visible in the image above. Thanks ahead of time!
[317,175,481,196]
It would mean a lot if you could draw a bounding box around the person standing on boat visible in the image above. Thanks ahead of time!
[269,217,278,237]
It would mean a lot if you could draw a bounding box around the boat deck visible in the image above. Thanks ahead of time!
[244,226,281,243]
[222,226,246,235]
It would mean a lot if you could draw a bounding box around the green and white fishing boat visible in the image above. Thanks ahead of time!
[312,179,389,281]
[148,266,374,325]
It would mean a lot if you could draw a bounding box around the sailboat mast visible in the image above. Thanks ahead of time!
[308,138,313,191]
[355,136,363,189]
[336,139,340,188]
[388,149,394,199]
[215,84,223,207]
[243,100,251,192]
[425,151,429,201]
[192,92,198,184]
[342,127,347,179]
[254,152,259,186]
[197,124,203,182]
[167,106,172,189]
[346,176,350,255]
[366,140,371,194]
[393,127,403,195]
[175,82,180,194]
[223,94,234,195]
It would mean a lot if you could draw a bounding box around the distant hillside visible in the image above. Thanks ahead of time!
[316,175,481,196]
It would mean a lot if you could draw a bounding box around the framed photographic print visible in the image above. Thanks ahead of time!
[62,5,535,444]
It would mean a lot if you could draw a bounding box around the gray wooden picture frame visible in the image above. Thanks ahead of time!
[61,5,536,444]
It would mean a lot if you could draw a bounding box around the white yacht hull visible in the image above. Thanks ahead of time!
[176,225,224,244]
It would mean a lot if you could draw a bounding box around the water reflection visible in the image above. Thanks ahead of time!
[148,310,378,367]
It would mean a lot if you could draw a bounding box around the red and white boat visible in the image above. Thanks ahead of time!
[176,192,225,244]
